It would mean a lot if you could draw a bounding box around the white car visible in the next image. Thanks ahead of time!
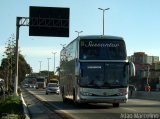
[46,83,60,95]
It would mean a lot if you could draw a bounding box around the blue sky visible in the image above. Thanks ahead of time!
[0,0,160,72]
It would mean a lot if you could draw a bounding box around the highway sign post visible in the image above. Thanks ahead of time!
[14,6,70,96]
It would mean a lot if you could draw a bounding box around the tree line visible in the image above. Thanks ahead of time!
[0,34,32,93]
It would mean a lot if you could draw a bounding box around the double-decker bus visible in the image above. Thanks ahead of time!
[59,35,135,107]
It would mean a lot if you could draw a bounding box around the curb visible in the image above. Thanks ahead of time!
[27,89,77,119]
[20,93,30,119]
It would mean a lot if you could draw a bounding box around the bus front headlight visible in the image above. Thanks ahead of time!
[118,88,128,95]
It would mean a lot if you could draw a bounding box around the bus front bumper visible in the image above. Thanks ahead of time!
[78,95,128,104]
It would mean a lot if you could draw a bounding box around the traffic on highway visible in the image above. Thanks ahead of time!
[22,87,160,119]
[1,1,160,119]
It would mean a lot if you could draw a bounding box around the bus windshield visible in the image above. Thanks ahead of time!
[79,62,128,88]
[79,39,126,60]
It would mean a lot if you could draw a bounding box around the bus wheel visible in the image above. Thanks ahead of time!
[113,103,119,107]
[62,95,67,103]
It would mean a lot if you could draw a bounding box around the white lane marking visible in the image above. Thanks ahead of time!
[121,107,137,112]
[28,90,79,119]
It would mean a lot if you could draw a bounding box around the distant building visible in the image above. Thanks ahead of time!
[128,52,160,91]
[152,56,159,63]
[128,52,159,64]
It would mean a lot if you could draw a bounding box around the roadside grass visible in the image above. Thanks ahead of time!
[0,95,25,119]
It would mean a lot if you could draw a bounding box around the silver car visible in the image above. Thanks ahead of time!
[46,83,60,95]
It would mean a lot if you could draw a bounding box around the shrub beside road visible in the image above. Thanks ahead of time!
[0,95,25,119]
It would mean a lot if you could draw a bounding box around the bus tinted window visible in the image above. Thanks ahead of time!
[79,39,127,60]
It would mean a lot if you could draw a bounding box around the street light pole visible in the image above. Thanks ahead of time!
[47,58,51,82]
[98,8,110,35]
[39,61,42,72]
[52,52,57,73]
[75,31,83,37]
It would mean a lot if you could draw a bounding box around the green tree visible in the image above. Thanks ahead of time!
[0,35,15,91]
[18,54,32,84]
[0,34,32,93]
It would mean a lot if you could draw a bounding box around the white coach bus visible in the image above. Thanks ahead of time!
[59,35,135,107]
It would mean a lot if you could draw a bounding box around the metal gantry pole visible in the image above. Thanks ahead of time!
[14,17,21,96]
[12,16,69,96]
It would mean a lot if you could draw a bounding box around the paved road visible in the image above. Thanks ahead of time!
[22,89,63,119]
[22,88,160,119]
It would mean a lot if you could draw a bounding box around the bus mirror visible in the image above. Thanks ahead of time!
[129,62,135,77]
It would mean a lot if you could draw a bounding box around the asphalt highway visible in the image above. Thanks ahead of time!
[22,88,160,119]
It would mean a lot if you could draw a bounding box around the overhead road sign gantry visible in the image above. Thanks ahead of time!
[29,6,70,37]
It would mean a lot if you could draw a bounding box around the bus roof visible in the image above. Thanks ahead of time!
[60,35,124,52]
[78,35,124,40]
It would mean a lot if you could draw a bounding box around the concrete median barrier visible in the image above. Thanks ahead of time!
[129,91,160,100]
